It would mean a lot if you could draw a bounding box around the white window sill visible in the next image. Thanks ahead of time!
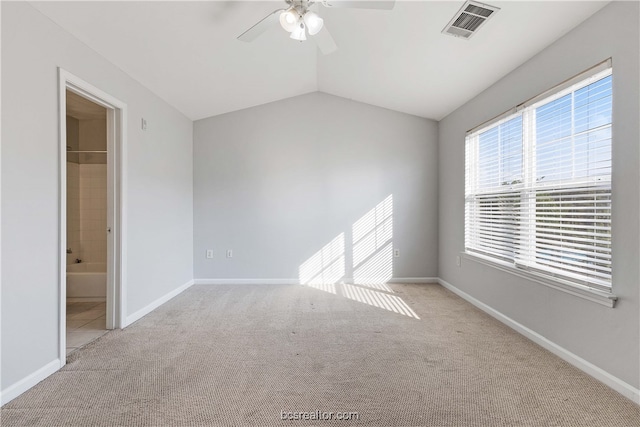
[461,252,617,308]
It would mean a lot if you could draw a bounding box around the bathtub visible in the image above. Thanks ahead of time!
[67,262,106,299]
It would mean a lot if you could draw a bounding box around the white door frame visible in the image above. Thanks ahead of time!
[58,68,127,365]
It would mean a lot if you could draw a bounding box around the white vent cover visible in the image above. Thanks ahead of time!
[442,1,499,39]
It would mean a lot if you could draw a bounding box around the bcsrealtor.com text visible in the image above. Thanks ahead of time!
[280,410,360,421]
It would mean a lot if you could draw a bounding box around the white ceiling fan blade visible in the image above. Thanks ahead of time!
[321,0,395,10]
[314,26,338,55]
[237,9,285,42]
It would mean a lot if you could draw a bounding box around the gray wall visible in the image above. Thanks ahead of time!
[438,1,639,388]
[1,2,194,391]
[194,92,438,282]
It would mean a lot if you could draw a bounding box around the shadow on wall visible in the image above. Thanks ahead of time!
[298,195,419,320]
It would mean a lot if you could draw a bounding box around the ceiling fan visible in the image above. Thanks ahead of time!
[237,0,395,55]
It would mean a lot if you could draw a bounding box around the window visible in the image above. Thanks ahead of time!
[465,61,612,291]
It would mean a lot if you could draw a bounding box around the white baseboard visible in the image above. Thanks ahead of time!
[194,278,300,285]
[387,277,439,284]
[194,277,439,285]
[438,278,640,405]
[124,279,194,327]
[1,359,61,405]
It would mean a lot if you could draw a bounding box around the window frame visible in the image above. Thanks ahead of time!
[463,59,617,307]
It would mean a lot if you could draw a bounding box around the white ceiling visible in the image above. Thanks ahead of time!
[31,1,609,121]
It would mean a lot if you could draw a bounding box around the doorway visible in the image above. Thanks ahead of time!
[58,69,127,365]
[65,90,109,354]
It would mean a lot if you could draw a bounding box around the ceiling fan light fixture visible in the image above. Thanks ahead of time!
[303,11,324,35]
[290,22,307,41]
[279,8,299,32]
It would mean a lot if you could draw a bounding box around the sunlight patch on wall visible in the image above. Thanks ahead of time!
[297,195,418,319]
[353,242,393,286]
[298,233,344,294]
[353,194,393,285]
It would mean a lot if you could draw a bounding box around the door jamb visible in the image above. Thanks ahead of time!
[58,68,128,366]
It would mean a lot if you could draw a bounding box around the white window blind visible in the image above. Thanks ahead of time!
[465,63,612,291]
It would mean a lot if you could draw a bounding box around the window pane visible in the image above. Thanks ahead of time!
[534,187,611,286]
[473,191,521,261]
[477,116,522,189]
[573,127,612,179]
[536,94,572,145]
[535,75,612,185]
[574,75,612,133]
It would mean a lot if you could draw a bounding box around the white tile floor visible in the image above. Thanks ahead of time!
[66,301,108,355]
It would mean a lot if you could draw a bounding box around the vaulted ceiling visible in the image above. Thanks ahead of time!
[31,1,609,121]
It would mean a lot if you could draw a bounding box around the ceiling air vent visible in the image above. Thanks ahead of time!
[442,1,499,39]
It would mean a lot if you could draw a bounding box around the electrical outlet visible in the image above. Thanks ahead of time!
[456,256,461,267]
[394,249,400,258]
[141,118,147,130]
[226,249,233,258]
[206,249,213,259]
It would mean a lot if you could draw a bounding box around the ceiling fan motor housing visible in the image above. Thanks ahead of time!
[238,0,395,54]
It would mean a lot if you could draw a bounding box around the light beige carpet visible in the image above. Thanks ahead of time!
[2,283,638,426]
